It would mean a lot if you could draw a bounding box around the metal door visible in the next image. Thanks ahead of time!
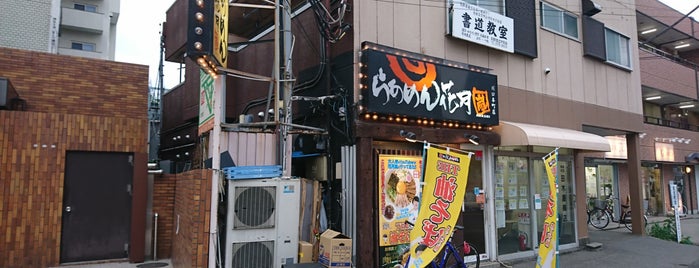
[60,151,133,263]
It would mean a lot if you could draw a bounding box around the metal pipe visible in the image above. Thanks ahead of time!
[154,213,158,261]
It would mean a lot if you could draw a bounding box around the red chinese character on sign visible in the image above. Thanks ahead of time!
[540,222,554,247]
[429,199,451,224]
[434,174,457,202]
[421,219,447,248]
[421,220,439,247]
[472,87,491,116]
[545,198,555,218]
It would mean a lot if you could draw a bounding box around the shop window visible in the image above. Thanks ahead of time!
[605,28,631,68]
[540,2,578,39]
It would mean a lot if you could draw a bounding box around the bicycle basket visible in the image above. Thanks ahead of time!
[593,199,607,209]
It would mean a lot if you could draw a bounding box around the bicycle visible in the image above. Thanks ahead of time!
[588,196,648,231]
[404,221,480,268]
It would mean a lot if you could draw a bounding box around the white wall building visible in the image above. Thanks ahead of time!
[0,0,120,60]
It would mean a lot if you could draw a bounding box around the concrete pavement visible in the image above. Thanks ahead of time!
[508,214,699,268]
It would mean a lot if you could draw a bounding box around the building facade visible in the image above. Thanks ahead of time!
[0,0,120,60]
[158,0,699,267]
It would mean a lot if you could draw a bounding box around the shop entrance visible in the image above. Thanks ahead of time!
[585,164,619,215]
[461,154,486,262]
[495,152,577,257]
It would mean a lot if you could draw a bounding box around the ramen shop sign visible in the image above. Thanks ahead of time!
[360,43,499,126]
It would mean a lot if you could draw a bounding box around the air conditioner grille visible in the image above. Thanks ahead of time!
[234,186,276,229]
[231,241,274,268]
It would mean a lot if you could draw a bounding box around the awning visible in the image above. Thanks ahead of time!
[492,121,611,152]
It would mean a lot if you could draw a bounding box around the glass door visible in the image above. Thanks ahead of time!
[494,156,532,254]
[461,154,486,262]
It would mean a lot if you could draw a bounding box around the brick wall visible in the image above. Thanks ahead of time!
[171,169,212,268]
[0,47,148,268]
[153,174,177,258]
[0,47,147,117]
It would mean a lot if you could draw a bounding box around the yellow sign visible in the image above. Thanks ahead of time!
[536,149,558,268]
[213,0,228,67]
[378,155,422,267]
[407,146,471,268]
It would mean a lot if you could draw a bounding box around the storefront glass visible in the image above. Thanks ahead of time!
[641,165,663,216]
[494,156,530,254]
[533,159,575,245]
[495,152,576,256]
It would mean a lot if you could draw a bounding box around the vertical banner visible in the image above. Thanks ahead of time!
[378,155,423,267]
[536,149,559,268]
[407,146,471,268]
[198,70,215,135]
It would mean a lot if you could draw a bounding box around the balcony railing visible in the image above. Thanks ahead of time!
[644,115,699,132]
[639,42,699,71]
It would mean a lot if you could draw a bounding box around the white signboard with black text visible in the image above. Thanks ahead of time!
[450,1,514,53]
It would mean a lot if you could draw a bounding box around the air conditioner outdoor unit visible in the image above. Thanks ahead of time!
[225,177,300,268]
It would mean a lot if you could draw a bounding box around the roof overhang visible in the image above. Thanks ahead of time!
[492,121,611,152]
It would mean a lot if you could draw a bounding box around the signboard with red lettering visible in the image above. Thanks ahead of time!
[536,149,559,268]
[378,155,423,267]
[360,43,498,126]
[407,146,471,268]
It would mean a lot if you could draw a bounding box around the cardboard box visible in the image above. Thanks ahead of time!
[318,229,352,267]
[299,241,314,263]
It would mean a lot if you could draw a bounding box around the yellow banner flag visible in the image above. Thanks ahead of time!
[536,149,559,268]
[407,146,471,268]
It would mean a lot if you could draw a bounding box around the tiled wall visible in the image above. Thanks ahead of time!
[153,174,177,259]
[171,169,212,268]
[0,47,148,267]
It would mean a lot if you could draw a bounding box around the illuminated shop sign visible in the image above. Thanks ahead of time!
[655,142,674,162]
[359,42,499,127]
[450,1,514,53]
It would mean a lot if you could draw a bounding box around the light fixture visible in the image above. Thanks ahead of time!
[465,134,480,145]
[679,104,695,109]
[641,28,657,35]
[645,96,661,100]
[675,43,691,49]
[685,166,692,174]
[399,130,417,142]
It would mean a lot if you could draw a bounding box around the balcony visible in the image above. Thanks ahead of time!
[61,7,104,34]
[644,116,699,132]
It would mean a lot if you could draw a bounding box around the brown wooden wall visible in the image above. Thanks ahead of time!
[171,169,212,268]
[0,47,149,268]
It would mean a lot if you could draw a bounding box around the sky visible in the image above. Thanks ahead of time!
[114,0,178,89]
[113,1,699,90]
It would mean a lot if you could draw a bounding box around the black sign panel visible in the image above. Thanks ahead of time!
[360,46,499,126]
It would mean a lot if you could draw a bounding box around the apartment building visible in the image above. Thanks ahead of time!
[0,0,120,60]
[632,0,699,218]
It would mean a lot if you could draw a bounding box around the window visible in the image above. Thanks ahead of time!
[466,0,504,14]
[71,42,95,52]
[74,3,97,12]
[605,28,630,68]
[540,2,578,39]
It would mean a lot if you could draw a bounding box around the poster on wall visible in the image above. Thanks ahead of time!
[378,155,423,267]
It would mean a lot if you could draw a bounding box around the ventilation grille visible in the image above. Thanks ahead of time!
[233,185,276,229]
[231,241,274,268]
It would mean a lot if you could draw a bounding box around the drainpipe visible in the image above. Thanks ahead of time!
[154,213,158,261]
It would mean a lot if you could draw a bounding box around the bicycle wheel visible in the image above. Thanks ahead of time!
[588,208,609,229]
[624,211,648,231]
